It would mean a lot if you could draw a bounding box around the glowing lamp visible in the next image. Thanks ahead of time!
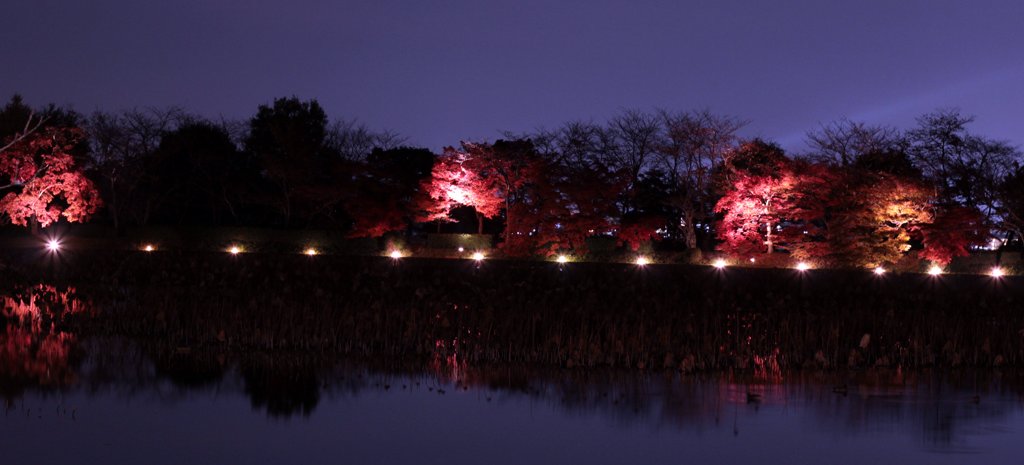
[795,262,810,271]
[712,259,726,269]
[927,265,942,276]
[457,247,465,252]
[304,248,318,256]
[389,250,403,259]
[143,244,155,252]
[635,256,649,266]
[990,267,1005,278]
[873,266,886,275]
[749,257,756,263]
[46,239,61,252]
[471,252,485,261]
[556,255,569,264]
[228,246,241,255]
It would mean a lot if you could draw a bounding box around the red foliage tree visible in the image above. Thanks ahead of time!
[0,127,101,227]
[418,145,505,234]
[616,217,663,251]
[918,206,985,266]
[777,161,838,261]
[714,170,803,256]
[717,142,983,268]
[506,162,624,256]
[346,173,408,237]
[421,140,625,257]
[795,170,933,267]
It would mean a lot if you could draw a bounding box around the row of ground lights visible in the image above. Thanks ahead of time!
[40,238,1010,278]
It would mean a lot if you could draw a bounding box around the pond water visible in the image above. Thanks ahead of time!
[3,283,1024,464]
[4,345,1024,464]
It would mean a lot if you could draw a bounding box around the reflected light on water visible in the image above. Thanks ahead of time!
[1,284,87,388]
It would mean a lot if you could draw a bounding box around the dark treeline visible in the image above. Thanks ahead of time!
[2,94,1022,266]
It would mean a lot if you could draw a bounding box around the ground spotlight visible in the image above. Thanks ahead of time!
[873,266,886,275]
[556,255,569,264]
[927,265,943,276]
[143,244,155,252]
[635,256,649,266]
[990,266,1005,278]
[228,246,242,255]
[389,250,403,259]
[795,262,810,271]
[712,259,727,269]
[472,252,485,261]
[46,239,61,253]
[304,247,318,256]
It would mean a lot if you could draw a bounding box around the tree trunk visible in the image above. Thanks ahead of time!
[476,212,484,235]
[682,210,698,249]
[765,220,774,254]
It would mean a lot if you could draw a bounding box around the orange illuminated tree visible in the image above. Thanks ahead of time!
[823,176,934,266]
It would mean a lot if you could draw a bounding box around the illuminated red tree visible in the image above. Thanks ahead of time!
[419,140,543,242]
[419,145,504,234]
[0,127,101,227]
[714,168,805,256]
[918,206,985,266]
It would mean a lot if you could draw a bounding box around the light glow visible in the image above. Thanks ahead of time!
[389,250,403,259]
[795,262,810,271]
[990,267,1005,278]
[749,257,756,263]
[635,256,649,266]
[927,265,943,276]
[556,255,569,264]
[46,239,61,252]
[228,246,241,255]
[304,248,318,256]
[873,266,886,275]
[143,244,155,252]
[712,259,726,269]
[471,252,485,261]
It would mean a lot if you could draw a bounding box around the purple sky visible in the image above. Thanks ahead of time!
[2,0,1022,153]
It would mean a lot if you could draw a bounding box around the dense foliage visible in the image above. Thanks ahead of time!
[1,94,1019,267]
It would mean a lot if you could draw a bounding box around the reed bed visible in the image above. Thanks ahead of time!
[3,250,1024,372]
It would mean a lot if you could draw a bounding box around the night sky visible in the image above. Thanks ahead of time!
[2,0,1022,152]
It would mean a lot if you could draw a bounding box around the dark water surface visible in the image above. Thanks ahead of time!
[3,282,1024,464]
[4,344,1024,465]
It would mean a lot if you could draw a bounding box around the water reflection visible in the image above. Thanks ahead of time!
[10,331,1024,451]
[0,284,86,397]
[2,283,1024,462]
